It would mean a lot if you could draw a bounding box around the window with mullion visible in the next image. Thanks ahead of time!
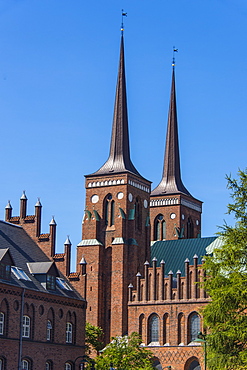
[22,316,30,338]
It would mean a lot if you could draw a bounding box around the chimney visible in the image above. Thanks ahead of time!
[49,217,56,257]
[5,201,12,221]
[64,236,71,277]
[20,191,27,219]
[35,198,42,237]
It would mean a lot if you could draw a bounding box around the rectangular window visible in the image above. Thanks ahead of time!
[46,275,56,290]
[0,263,11,280]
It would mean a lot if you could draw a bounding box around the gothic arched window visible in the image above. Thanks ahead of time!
[154,214,166,241]
[104,194,115,226]
[188,312,200,343]
[148,314,159,344]
[135,198,142,231]
[187,217,194,238]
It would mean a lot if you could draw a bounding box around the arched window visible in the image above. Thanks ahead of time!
[22,359,29,370]
[65,363,72,370]
[47,320,52,341]
[47,308,54,342]
[163,313,168,345]
[46,360,53,370]
[154,214,166,241]
[0,313,4,335]
[0,358,2,370]
[66,322,72,343]
[104,194,115,226]
[188,313,200,343]
[187,217,194,238]
[148,314,159,344]
[22,315,30,338]
[139,314,145,342]
[178,313,185,345]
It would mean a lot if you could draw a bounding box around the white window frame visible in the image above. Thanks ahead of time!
[47,320,52,341]
[66,322,72,343]
[65,363,72,370]
[22,359,29,370]
[46,361,52,370]
[0,312,4,335]
[22,315,30,338]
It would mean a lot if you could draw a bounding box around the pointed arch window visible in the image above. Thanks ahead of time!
[135,198,142,231]
[187,217,194,238]
[148,314,159,344]
[104,194,115,226]
[189,312,200,343]
[154,214,166,241]
[65,363,72,370]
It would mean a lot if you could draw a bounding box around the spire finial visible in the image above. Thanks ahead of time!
[172,46,178,67]
[121,9,127,34]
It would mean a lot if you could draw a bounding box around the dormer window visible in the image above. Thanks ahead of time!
[27,261,59,291]
[0,263,11,280]
[46,275,56,290]
[0,248,14,281]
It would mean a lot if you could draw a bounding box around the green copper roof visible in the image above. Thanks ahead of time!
[151,236,218,276]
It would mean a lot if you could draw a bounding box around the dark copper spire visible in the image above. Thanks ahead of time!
[91,35,142,178]
[151,67,191,196]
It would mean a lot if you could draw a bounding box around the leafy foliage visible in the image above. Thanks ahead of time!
[85,322,104,354]
[95,332,154,370]
[203,169,247,370]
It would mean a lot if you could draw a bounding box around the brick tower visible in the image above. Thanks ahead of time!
[77,34,151,343]
[150,66,202,242]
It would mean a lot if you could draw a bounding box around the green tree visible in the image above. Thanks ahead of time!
[85,322,104,354]
[202,169,247,370]
[95,332,154,370]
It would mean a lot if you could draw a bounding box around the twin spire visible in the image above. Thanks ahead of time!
[151,67,191,196]
[91,34,142,178]
[90,34,191,197]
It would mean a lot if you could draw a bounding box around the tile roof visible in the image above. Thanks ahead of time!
[0,220,82,300]
[151,236,218,276]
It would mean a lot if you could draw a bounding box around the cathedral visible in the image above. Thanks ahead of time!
[0,32,221,370]
[72,33,219,370]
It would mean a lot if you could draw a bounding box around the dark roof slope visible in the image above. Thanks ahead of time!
[0,220,82,300]
[151,236,218,275]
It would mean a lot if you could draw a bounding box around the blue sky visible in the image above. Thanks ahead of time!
[0,0,246,270]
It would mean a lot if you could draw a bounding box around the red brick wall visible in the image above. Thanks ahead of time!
[0,283,86,369]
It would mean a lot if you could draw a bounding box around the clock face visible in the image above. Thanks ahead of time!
[91,194,99,204]
[117,192,124,200]
[128,193,133,202]
[196,220,200,225]
[182,214,185,220]
[170,213,176,219]
[144,199,148,208]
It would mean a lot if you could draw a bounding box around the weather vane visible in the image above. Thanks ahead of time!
[121,9,127,33]
[172,46,178,67]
